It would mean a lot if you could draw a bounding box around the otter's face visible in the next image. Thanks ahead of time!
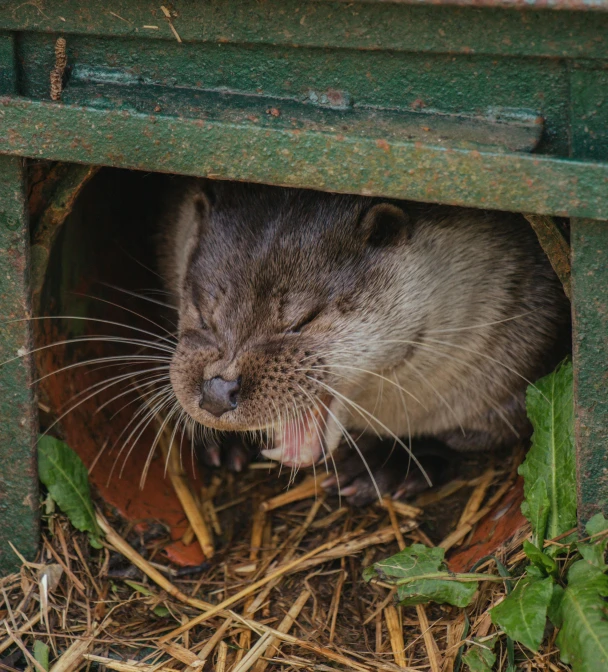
[168,182,414,466]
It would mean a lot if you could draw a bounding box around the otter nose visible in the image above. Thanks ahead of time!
[199,376,240,417]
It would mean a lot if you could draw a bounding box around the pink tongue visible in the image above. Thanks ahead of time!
[262,409,325,467]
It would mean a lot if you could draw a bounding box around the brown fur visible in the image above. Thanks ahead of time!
[159,179,569,472]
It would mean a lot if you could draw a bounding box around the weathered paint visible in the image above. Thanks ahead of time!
[0,96,607,218]
[0,33,15,94]
[572,218,608,524]
[372,0,608,7]
[0,0,604,556]
[30,163,98,312]
[570,64,608,162]
[0,155,38,575]
[353,0,608,8]
[1,1,608,58]
[2,9,605,214]
[524,214,571,299]
[16,30,574,158]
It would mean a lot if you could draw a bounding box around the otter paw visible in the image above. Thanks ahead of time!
[196,433,251,472]
[322,438,456,507]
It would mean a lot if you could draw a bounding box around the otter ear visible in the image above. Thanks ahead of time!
[361,203,411,247]
[192,185,215,221]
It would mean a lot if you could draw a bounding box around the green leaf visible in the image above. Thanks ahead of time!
[519,360,576,545]
[38,436,101,541]
[463,637,497,672]
[586,513,608,539]
[555,560,608,672]
[124,580,153,596]
[363,544,445,581]
[577,514,608,569]
[548,583,565,628]
[89,535,104,549]
[525,564,545,580]
[33,640,50,671]
[42,494,55,516]
[491,575,554,651]
[153,605,171,618]
[363,544,477,607]
[578,542,607,569]
[522,479,550,548]
[523,540,558,578]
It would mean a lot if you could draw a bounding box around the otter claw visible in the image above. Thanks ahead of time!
[198,440,222,468]
[321,475,337,489]
[321,437,456,507]
[195,433,251,472]
[223,436,250,472]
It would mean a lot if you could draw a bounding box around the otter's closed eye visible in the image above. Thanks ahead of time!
[286,307,323,334]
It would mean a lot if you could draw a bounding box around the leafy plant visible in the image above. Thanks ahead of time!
[363,544,478,607]
[491,570,554,651]
[38,435,102,546]
[33,640,50,672]
[490,361,608,671]
[124,580,173,619]
[362,360,608,671]
[551,515,608,672]
[462,636,497,672]
[518,359,576,548]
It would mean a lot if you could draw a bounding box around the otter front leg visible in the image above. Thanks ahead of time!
[321,436,457,507]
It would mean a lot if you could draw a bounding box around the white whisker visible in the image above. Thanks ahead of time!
[33,355,170,387]
[0,315,177,347]
[100,282,178,311]
[1,335,174,372]
[109,386,175,480]
[403,359,465,436]
[427,312,532,334]
[299,364,427,411]
[73,292,177,337]
[307,376,432,487]
[311,392,383,502]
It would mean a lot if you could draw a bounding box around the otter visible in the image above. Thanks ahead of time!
[159,179,569,504]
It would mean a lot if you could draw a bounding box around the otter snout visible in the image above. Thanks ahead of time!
[199,376,241,417]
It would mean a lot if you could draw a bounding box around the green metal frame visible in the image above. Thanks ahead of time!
[572,219,608,523]
[0,0,606,573]
[0,156,38,573]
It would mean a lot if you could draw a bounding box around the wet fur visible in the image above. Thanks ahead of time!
[159,179,569,473]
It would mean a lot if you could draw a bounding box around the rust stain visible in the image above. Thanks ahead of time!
[375,139,391,153]
[7,128,23,145]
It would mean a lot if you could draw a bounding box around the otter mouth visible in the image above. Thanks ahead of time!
[261,398,334,468]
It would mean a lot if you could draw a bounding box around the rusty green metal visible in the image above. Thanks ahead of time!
[1,0,607,57]
[572,218,608,525]
[0,155,38,575]
[570,65,608,162]
[1,98,608,218]
[524,214,571,300]
[0,1,603,217]
[30,163,98,312]
[0,0,607,566]
[0,31,38,575]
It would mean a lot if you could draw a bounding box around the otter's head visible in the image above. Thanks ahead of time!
[168,181,416,467]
